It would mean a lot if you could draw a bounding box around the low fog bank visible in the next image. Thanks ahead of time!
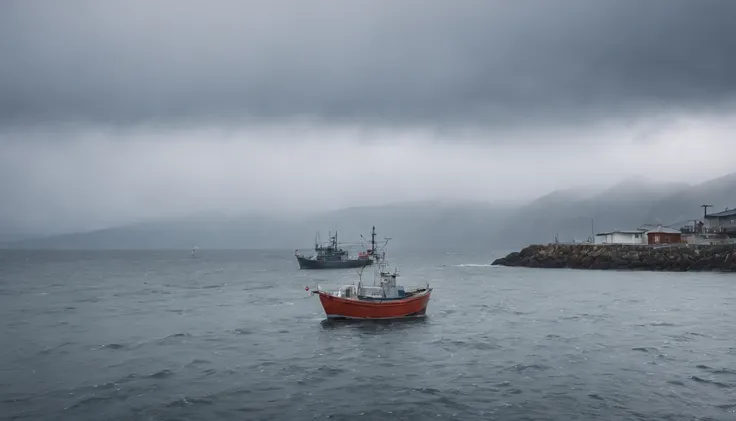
[2,110,734,241]
[5,169,735,251]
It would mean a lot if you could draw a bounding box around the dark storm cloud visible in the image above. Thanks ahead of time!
[1,0,736,127]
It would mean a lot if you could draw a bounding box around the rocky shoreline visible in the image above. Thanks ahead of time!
[492,243,736,272]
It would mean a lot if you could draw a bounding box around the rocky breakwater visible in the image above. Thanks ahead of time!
[492,244,736,272]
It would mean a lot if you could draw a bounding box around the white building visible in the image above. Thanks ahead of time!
[594,230,647,245]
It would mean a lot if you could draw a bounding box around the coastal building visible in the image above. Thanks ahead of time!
[679,207,736,245]
[594,230,647,245]
[645,226,682,244]
[681,231,734,245]
[704,208,736,234]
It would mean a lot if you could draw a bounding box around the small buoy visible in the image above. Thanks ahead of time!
[305,286,310,291]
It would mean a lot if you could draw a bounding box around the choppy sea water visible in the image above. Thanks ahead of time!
[1,249,735,420]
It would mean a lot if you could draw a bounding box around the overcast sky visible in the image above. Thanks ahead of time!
[1,0,736,236]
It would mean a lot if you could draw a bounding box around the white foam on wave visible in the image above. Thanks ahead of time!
[453,263,494,267]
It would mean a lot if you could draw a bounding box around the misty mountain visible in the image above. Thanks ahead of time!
[5,201,515,251]
[497,173,734,247]
[492,176,690,247]
[644,172,736,225]
[6,173,735,251]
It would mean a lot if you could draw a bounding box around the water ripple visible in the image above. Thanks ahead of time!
[2,250,735,421]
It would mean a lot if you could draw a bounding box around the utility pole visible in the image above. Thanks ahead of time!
[701,204,713,218]
[588,218,596,244]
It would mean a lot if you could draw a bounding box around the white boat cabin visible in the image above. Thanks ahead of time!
[327,270,407,299]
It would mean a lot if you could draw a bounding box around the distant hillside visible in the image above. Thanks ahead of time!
[644,172,736,225]
[492,175,726,248]
[8,173,736,250]
[8,201,514,251]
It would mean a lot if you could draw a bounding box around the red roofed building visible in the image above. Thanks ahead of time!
[646,226,682,244]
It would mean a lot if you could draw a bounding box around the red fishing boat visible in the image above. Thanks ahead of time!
[308,228,432,320]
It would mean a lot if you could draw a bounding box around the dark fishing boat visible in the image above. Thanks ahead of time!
[295,227,379,269]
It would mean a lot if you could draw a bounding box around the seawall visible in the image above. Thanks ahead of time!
[491,243,736,272]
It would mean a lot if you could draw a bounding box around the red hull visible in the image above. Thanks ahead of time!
[316,289,432,319]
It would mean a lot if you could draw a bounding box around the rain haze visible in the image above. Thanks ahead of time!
[2,0,736,245]
[5,3,736,421]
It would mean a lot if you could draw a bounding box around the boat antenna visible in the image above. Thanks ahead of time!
[371,226,376,254]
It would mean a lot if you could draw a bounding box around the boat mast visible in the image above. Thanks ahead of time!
[371,226,376,254]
